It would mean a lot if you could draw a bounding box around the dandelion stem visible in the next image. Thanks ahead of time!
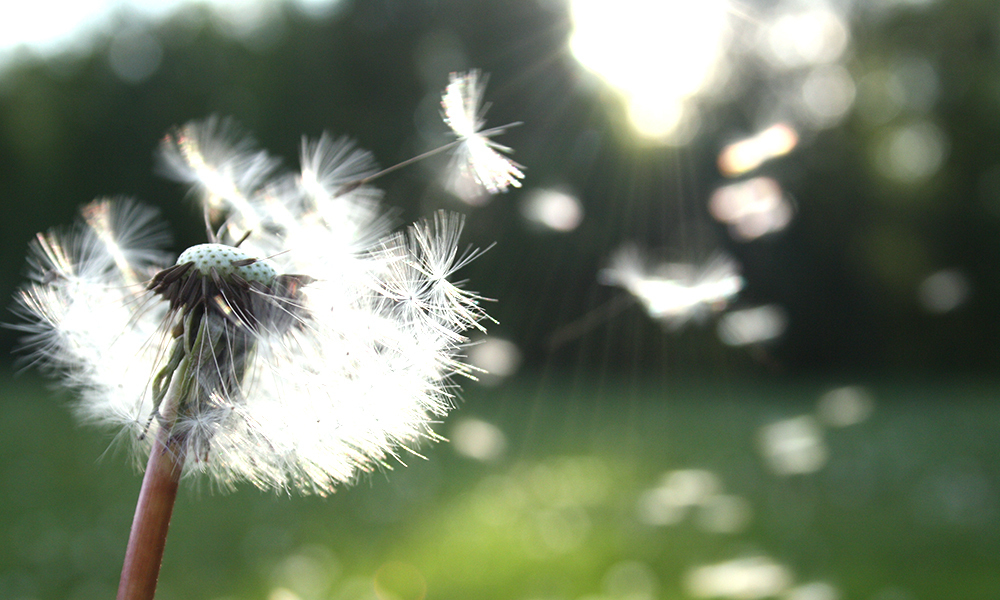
[117,359,189,600]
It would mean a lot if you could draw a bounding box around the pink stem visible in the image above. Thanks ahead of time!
[116,427,184,600]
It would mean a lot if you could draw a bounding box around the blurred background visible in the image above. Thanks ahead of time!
[1,0,999,599]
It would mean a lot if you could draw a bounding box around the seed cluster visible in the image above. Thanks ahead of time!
[148,243,310,334]
[177,243,278,285]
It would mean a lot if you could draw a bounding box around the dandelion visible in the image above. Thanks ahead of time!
[441,69,525,194]
[12,100,512,597]
[599,244,744,329]
[18,126,489,494]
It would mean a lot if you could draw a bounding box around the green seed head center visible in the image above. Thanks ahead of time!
[177,243,277,286]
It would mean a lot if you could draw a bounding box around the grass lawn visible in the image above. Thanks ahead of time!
[1,371,998,600]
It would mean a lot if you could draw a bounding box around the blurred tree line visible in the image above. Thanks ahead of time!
[1,0,999,380]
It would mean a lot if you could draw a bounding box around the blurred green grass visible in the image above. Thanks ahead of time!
[1,370,998,600]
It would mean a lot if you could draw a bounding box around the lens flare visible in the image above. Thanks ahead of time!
[570,0,731,143]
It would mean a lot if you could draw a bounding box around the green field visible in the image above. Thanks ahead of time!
[1,372,998,600]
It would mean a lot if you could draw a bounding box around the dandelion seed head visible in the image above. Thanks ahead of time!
[15,115,503,496]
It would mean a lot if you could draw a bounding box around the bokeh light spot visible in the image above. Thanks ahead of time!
[520,188,584,232]
[466,337,522,385]
[268,587,304,600]
[530,505,591,554]
[270,544,339,600]
[636,487,687,526]
[917,269,970,314]
[759,416,827,475]
[786,582,841,600]
[709,178,793,241]
[636,469,723,526]
[800,65,856,128]
[659,469,721,505]
[762,8,849,68]
[817,386,874,428]
[718,124,799,177]
[450,417,507,462]
[108,26,162,83]
[695,494,753,534]
[717,304,788,346]
[603,561,658,600]
[685,557,793,599]
[887,56,940,113]
[875,121,948,183]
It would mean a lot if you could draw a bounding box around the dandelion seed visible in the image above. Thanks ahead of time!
[158,115,281,236]
[599,244,744,329]
[441,69,525,194]
[14,119,493,496]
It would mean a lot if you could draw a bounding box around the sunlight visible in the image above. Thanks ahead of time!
[0,0,110,55]
[569,0,731,143]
